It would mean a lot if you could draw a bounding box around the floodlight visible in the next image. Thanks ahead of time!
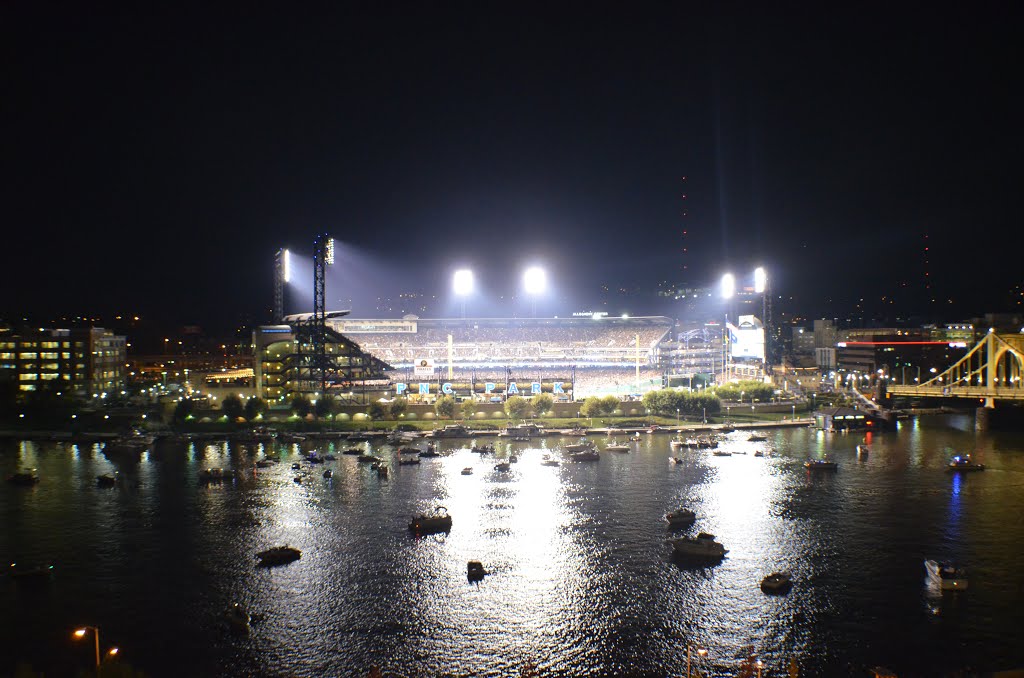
[523,266,547,295]
[721,273,735,299]
[453,269,474,296]
[282,249,291,283]
[324,238,335,265]
[754,267,766,294]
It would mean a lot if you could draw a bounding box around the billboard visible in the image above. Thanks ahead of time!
[413,358,435,377]
[727,315,765,362]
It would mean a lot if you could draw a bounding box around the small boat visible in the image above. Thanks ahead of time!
[467,560,487,582]
[398,456,421,466]
[495,461,511,471]
[199,468,230,483]
[511,436,531,442]
[357,454,380,463]
[398,447,421,455]
[629,434,642,442]
[9,562,55,579]
[540,455,560,467]
[471,444,495,454]
[461,467,474,475]
[509,453,519,463]
[665,508,696,527]
[7,471,40,486]
[306,454,324,464]
[408,506,452,534]
[293,476,302,484]
[719,426,736,434]
[291,462,301,470]
[672,532,727,561]
[225,603,250,632]
[322,469,333,479]
[761,572,793,594]
[712,451,732,457]
[255,459,275,468]
[925,559,968,590]
[565,439,594,453]
[323,454,337,461]
[669,438,687,450]
[569,450,600,462]
[857,444,870,459]
[418,446,441,458]
[375,463,389,478]
[748,434,768,442]
[669,457,685,464]
[256,545,301,566]
[606,442,631,453]
[754,450,765,458]
[947,454,984,472]
[342,448,363,456]
[805,458,838,470]
[347,435,370,443]
[96,473,118,488]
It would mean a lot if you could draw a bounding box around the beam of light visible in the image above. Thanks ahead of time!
[721,273,735,299]
[283,248,291,284]
[453,269,474,297]
[523,266,547,296]
[754,266,766,294]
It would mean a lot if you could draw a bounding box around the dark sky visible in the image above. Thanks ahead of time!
[3,3,1022,328]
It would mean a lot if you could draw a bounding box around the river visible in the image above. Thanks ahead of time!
[2,415,1023,677]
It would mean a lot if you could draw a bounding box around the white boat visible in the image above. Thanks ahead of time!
[805,458,838,470]
[857,444,870,458]
[925,559,968,590]
[947,454,984,472]
[672,532,727,560]
[669,439,687,450]
[606,442,631,453]
[541,455,560,467]
[565,439,594,453]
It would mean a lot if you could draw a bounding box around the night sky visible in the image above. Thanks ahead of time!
[4,4,1022,328]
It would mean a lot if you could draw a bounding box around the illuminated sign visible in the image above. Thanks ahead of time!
[413,358,434,377]
[394,381,568,396]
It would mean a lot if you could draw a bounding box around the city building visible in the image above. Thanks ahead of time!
[0,327,127,399]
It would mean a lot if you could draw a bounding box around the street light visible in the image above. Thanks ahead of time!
[73,626,100,672]
[686,644,708,678]
[676,408,680,428]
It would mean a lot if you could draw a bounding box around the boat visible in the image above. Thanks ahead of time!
[672,532,728,561]
[565,439,594,453]
[96,473,118,488]
[323,454,337,461]
[419,445,441,458]
[199,468,230,483]
[754,450,765,458]
[256,545,301,566]
[7,471,40,486]
[306,454,324,464]
[398,447,421,455]
[102,433,154,459]
[9,562,55,579]
[541,455,560,467]
[398,456,421,465]
[291,462,301,470]
[471,444,495,454]
[322,469,333,479]
[408,506,452,534]
[502,423,544,438]
[857,444,870,459]
[509,453,519,463]
[925,559,968,590]
[606,442,631,453]
[947,454,984,472]
[429,424,469,439]
[748,434,768,442]
[357,454,380,463]
[569,450,600,462]
[665,508,696,527]
[225,603,250,632]
[495,461,511,471]
[805,458,838,470]
[372,461,389,478]
[669,438,687,450]
[467,560,488,582]
[761,572,793,594]
[719,426,736,434]
[280,433,305,443]
[712,450,732,457]
[629,434,642,442]
[461,467,474,475]
[293,476,302,483]
[669,457,685,464]
[342,448,364,455]
[346,434,370,443]
[255,459,275,468]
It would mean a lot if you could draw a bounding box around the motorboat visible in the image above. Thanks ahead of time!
[306,454,324,464]
[429,424,469,439]
[495,461,511,471]
[712,451,732,457]
[293,476,302,484]
[669,438,687,450]
[256,545,301,566]
[398,456,421,466]
[342,448,364,455]
[754,451,765,458]
[947,454,984,472]
[398,447,421,455]
[322,469,333,479]
[719,426,736,434]
[225,603,250,632]
[357,454,380,463]
[280,433,305,443]
[199,468,230,483]
[629,434,642,442]
[761,572,793,594]
[672,533,728,561]
[509,453,519,463]
[569,450,600,462]
[541,455,560,467]
[461,467,474,475]
[471,444,495,454]
[669,457,684,464]
[805,458,838,470]
[857,444,870,459]
[467,561,487,582]
[419,445,441,458]
[96,473,118,488]
[103,432,156,458]
[347,434,371,443]
[255,459,275,468]
[408,507,452,534]
[565,439,594,453]
[748,434,768,442]
[9,562,55,579]
[373,462,389,478]
[925,559,968,590]
[323,454,337,461]
[291,462,302,470]
[7,471,40,486]
[665,508,696,527]
[606,442,631,453]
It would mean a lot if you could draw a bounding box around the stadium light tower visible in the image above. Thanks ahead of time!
[720,273,735,299]
[754,266,772,371]
[523,266,547,318]
[453,269,474,318]
[273,248,291,323]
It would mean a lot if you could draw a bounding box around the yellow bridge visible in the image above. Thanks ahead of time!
[887,331,1024,407]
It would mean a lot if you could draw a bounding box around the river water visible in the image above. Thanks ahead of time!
[2,415,1024,677]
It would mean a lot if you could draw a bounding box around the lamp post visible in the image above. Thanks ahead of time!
[792,403,796,420]
[676,408,680,429]
[73,626,100,672]
[686,644,707,678]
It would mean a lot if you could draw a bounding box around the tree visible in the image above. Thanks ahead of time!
[389,397,409,419]
[435,395,457,419]
[579,396,604,418]
[367,401,388,420]
[532,393,554,416]
[458,398,477,420]
[172,398,195,424]
[600,395,620,416]
[315,395,336,418]
[504,395,532,420]
[221,394,244,420]
[290,395,312,418]
[244,396,268,421]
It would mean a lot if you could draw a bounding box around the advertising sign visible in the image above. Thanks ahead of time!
[413,358,435,377]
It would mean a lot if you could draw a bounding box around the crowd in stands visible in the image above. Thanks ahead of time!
[383,365,664,398]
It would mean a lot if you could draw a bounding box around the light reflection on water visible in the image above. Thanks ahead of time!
[2,416,1024,677]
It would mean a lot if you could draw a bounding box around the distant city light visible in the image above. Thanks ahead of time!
[721,273,735,299]
[523,266,547,295]
[754,267,767,294]
[453,269,474,296]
